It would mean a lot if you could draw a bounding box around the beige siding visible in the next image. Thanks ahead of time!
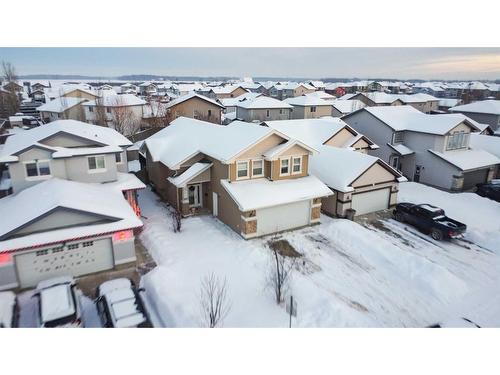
[351,162,397,188]
[271,154,309,180]
[324,128,355,147]
[168,96,222,124]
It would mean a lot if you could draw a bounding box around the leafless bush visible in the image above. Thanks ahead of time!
[267,243,296,305]
[171,209,182,233]
[200,273,231,328]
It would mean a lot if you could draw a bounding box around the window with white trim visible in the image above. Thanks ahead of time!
[292,156,302,174]
[280,158,289,175]
[446,131,468,150]
[236,161,249,179]
[310,106,317,113]
[89,106,94,113]
[252,159,264,177]
[115,152,122,163]
[88,155,106,171]
[392,131,404,144]
[25,160,51,178]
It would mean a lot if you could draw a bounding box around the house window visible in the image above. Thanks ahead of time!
[446,131,468,150]
[236,161,249,179]
[106,107,111,114]
[252,159,264,177]
[280,158,289,175]
[208,109,212,118]
[115,152,122,163]
[292,156,302,174]
[89,106,94,113]
[279,109,283,115]
[25,160,51,178]
[67,244,79,250]
[88,155,106,171]
[266,109,270,118]
[392,131,404,144]
[82,241,94,247]
[310,106,317,113]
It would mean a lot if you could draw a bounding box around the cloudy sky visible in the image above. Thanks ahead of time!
[1,48,499,80]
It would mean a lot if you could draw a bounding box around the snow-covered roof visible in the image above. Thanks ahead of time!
[220,175,332,211]
[145,117,281,168]
[0,178,143,252]
[332,99,366,114]
[37,97,87,113]
[356,106,481,135]
[304,91,336,100]
[210,85,247,95]
[449,100,500,115]
[105,288,146,328]
[0,291,16,328]
[309,145,402,192]
[469,134,500,158]
[82,94,146,107]
[236,96,293,109]
[0,119,131,163]
[99,278,132,296]
[164,92,224,109]
[388,143,415,156]
[168,162,212,187]
[428,149,500,171]
[220,92,262,107]
[99,172,146,192]
[264,118,352,148]
[438,98,462,108]
[284,96,333,107]
[262,139,316,160]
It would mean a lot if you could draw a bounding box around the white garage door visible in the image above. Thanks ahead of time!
[15,238,114,288]
[351,188,390,216]
[256,200,311,236]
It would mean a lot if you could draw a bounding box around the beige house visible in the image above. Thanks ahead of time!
[235,96,293,122]
[143,117,332,239]
[263,118,404,217]
[37,97,88,123]
[61,88,99,101]
[209,85,249,100]
[163,93,224,124]
[284,96,333,119]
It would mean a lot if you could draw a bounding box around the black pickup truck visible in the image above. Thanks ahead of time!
[393,203,466,241]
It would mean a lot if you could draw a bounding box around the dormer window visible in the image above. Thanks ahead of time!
[236,161,249,180]
[446,131,468,150]
[292,156,302,174]
[280,159,290,175]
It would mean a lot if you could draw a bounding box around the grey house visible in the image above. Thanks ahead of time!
[343,106,500,191]
[449,100,500,132]
[235,96,292,122]
[0,179,142,289]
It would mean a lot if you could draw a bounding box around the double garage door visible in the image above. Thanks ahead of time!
[256,200,311,237]
[351,188,390,216]
[15,238,114,288]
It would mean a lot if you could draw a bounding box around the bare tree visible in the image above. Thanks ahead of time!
[111,96,141,135]
[200,273,231,328]
[267,244,296,305]
[93,96,108,126]
[1,61,20,116]
[171,209,182,233]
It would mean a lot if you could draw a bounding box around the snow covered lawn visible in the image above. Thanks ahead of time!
[139,182,500,327]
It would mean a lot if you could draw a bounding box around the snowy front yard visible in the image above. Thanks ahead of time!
[139,182,500,328]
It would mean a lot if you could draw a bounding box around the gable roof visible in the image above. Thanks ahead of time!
[145,117,284,168]
[331,99,366,114]
[469,133,500,158]
[235,96,293,109]
[284,96,333,107]
[0,120,132,162]
[167,162,212,188]
[82,94,146,107]
[346,106,481,135]
[220,92,262,107]
[262,139,317,160]
[164,92,224,109]
[0,178,142,252]
[37,97,87,113]
[428,149,500,171]
[449,100,500,115]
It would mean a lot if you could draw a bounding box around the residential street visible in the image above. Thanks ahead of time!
[137,183,500,327]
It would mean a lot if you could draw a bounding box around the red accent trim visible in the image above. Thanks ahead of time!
[0,225,142,254]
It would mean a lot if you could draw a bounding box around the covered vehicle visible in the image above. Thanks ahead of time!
[0,291,19,328]
[393,203,466,240]
[34,276,83,328]
[96,278,151,328]
[475,181,500,202]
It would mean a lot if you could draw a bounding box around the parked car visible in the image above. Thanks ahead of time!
[96,278,152,328]
[34,276,83,328]
[0,291,19,328]
[393,203,466,240]
[475,181,500,202]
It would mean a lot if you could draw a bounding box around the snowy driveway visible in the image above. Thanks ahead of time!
[138,182,500,328]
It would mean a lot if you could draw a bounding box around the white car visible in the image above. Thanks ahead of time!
[96,278,151,328]
[35,276,83,328]
[0,291,18,328]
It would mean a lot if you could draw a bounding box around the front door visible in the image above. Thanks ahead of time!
[188,184,202,207]
[413,165,422,182]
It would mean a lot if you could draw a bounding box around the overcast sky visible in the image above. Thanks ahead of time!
[1,48,499,80]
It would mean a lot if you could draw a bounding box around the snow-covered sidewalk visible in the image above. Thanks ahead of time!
[138,182,500,327]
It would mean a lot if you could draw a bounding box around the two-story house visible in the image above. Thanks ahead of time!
[449,100,500,132]
[0,120,146,289]
[138,81,158,96]
[37,96,88,123]
[143,117,332,239]
[263,118,404,217]
[284,96,333,119]
[343,106,500,191]
[235,96,293,122]
[269,83,316,100]
[163,93,225,124]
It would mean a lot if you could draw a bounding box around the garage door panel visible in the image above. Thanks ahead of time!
[256,200,310,236]
[351,188,390,216]
[462,169,489,190]
[15,238,114,288]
